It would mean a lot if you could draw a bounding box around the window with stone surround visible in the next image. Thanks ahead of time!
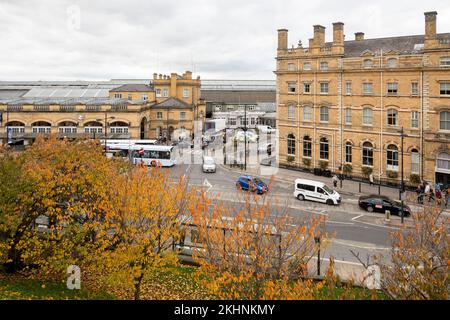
[303,62,312,71]
[287,134,296,156]
[387,58,397,68]
[345,142,352,163]
[363,59,373,68]
[303,83,311,93]
[303,136,312,158]
[440,82,450,96]
[411,111,419,129]
[288,63,295,71]
[411,82,419,96]
[287,104,295,120]
[346,82,352,95]
[387,82,398,96]
[411,149,420,174]
[387,108,398,126]
[387,144,399,171]
[320,82,329,94]
[303,105,312,121]
[362,142,374,166]
[288,82,296,93]
[363,82,373,95]
[345,108,352,125]
[320,106,329,122]
[362,107,373,125]
[440,111,450,130]
[319,61,328,71]
[319,137,329,160]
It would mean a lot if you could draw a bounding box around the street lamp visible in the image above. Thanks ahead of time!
[315,236,321,276]
[97,113,115,155]
[399,127,406,224]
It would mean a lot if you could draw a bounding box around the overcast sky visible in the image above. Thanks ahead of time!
[1,0,449,81]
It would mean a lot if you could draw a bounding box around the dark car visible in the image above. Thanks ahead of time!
[358,195,411,217]
[236,175,269,194]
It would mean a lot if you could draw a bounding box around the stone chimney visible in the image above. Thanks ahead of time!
[313,25,326,47]
[355,32,365,41]
[309,38,314,48]
[333,22,344,46]
[153,73,157,80]
[170,73,177,97]
[277,29,288,51]
[425,11,437,39]
[185,71,192,80]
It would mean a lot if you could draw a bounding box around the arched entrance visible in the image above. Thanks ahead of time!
[436,152,450,187]
[140,117,147,139]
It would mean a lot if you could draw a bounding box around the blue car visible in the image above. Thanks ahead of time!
[236,175,268,194]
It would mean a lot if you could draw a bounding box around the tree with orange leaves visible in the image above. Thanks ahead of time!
[189,190,328,300]
[89,165,194,300]
[353,204,449,300]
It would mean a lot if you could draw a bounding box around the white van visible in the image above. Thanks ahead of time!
[202,156,216,173]
[294,179,341,205]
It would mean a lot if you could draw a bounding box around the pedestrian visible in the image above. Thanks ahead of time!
[429,187,435,203]
[369,173,374,186]
[416,183,425,204]
[445,186,450,207]
[436,188,442,205]
[332,175,338,188]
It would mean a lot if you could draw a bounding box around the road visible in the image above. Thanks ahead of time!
[163,160,399,264]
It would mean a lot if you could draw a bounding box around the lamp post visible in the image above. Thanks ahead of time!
[315,236,321,276]
[97,114,115,155]
[399,127,406,224]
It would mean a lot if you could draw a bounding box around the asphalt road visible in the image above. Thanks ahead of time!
[163,161,398,264]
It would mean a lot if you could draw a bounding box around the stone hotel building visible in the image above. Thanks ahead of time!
[276,11,450,186]
[0,71,205,144]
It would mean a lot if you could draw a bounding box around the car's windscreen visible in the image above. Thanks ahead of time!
[253,178,264,185]
[323,185,334,194]
[204,158,215,165]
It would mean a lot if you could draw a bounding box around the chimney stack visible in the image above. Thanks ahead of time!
[153,73,157,80]
[333,22,344,46]
[170,73,177,97]
[313,25,326,47]
[425,11,437,39]
[355,32,365,41]
[277,29,288,50]
[185,71,192,80]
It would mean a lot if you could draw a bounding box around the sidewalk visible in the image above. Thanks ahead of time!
[219,163,450,216]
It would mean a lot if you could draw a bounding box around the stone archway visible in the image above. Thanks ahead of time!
[140,117,147,139]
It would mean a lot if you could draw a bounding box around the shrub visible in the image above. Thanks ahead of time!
[361,166,373,178]
[319,161,328,170]
[343,164,353,174]
[409,174,421,186]
[387,170,398,179]
[287,156,295,165]
[302,158,311,168]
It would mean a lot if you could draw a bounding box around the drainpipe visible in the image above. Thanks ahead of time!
[420,69,424,180]
[380,49,384,182]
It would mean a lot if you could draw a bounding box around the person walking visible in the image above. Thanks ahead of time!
[445,186,450,207]
[332,175,339,188]
[369,173,374,186]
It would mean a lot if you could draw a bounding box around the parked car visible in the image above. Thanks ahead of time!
[257,125,276,134]
[202,156,216,173]
[236,175,269,194]
[258,143,275,155]
[294,179,341,205]
[358,195,411,217]
[260,156,276,166]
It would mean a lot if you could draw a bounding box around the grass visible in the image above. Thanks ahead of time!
[0,266,387,300]
[0,274,114,300]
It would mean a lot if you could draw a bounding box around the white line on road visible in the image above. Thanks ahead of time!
[351,214,364,221]
[331,239,390,251]
[326,221,355,226]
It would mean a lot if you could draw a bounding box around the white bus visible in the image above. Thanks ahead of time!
[107,143,177,167]
[102,139,158,146]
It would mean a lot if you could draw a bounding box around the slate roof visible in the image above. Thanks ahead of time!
[201,90,276,104]
[152,97,193,109]
[110,84,154,92]
[339,33,450,57]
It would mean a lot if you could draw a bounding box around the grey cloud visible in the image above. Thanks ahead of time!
[0,0,449,80]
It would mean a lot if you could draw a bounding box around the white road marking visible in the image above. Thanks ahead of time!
[326,221,355,226]
[331,239,390,251]
[351,214,364,221]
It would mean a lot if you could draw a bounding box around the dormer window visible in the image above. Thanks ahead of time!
[387,58,397,68]
[363,59,373,68]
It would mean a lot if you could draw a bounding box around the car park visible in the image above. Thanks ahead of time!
[358,195,411,217]
[236,175,269,194]
[202,156,216,173]
[294,179,341,205]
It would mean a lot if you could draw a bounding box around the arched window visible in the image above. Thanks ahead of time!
[320,106,329,122]
[363,59,373,68]
[411,149,420,174]
[345,142,352,163]
[387,109,398,126]
[362,142,374,166]
[58,121,77,134]
[387,145,399,171]
[363,107,373,125]
[303,136,312,157]
[287,134,296,156]
[319,137,329,160]
[287,104,295,120]
[31,121,51,134]
[84,121,103,134]
[437,152,450,172]
[5,121,25,134]
[303,105,312,121]
[387,58,397,68]
[440,111,450,130]
[110,121,129,134]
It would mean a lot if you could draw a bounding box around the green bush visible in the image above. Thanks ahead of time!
[286,156,295,164]
[319,161,329,170]
[343,164,353,174]
[409,174,421,186]
[361,166,373,178]
[302,158,311,168]
[387,170,398,179]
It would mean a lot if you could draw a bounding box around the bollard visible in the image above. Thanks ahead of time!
[378,184,381,195]
[385,210,391,222]
[359,182,361,193]
[340,179,343,189]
